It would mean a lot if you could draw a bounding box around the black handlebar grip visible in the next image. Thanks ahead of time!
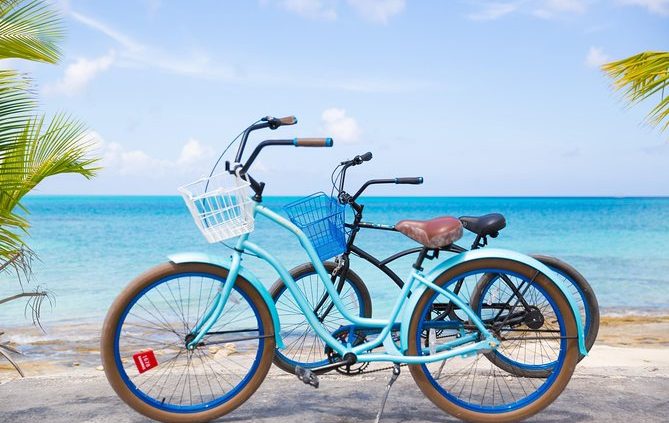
[360,152,373,162]
[395,177,423,184]
[293,137,334,147]
[278,116,297,126]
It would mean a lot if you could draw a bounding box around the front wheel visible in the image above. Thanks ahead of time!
[408,258,578,423]
[100,262,276,423]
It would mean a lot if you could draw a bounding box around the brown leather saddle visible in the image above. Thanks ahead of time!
[395,216,463,249]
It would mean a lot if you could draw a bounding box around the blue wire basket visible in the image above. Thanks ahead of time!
[284,192,346,261]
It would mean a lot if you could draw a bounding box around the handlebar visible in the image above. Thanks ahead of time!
[225,114,333,200]
[263,115,297,129]
[341,151,373,166]
[335,152,423,213]
[351,177,423,201]
[395,177,423,185]
[294,137,333,147]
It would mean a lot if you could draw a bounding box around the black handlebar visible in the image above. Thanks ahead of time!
[350,177,422,201]
[395,177,423,185]
[336,152,423,212]
[341,151,373,166]
[263,115,297,129]
[358,151,373,163]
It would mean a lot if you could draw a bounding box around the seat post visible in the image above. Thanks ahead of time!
[413,247,430,270]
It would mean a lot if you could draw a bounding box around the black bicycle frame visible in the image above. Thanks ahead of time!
[310,183,533,325]
[306,155,535,326]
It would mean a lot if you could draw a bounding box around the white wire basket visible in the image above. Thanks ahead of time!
[178,172,254,243]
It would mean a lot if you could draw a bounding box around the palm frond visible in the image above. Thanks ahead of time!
[0,69,36,157]
[602,51,669,133]
[0,0,64,63]
[0,113,100,213]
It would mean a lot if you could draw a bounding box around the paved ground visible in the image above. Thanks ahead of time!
[1,361,668,423]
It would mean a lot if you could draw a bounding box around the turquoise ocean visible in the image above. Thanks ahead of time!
[2,196,669,330]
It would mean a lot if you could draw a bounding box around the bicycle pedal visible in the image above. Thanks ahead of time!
[295,366,319,389]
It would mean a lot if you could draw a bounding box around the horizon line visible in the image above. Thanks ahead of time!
[24,194,669,199]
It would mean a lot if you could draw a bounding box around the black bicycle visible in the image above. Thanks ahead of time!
[271,152,599,376]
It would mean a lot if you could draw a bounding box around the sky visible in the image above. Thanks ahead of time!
[7,0,669,196]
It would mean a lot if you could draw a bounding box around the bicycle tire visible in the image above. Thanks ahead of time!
[101,262,275,423]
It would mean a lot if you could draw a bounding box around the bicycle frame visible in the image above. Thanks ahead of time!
[184,200,502,365]
[335,199,588,354]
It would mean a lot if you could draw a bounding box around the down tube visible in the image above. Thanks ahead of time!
[241,240,351,358]
[253,203,387,328]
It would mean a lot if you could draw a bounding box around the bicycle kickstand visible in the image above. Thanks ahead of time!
[374,363,401,423]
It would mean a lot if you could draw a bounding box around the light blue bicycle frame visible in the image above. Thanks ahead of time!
[185,200,585,364]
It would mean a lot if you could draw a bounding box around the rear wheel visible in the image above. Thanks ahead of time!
[532,254,599,358]
[408,258,578,423]
[471,255,598,378]
[270,261,372,374]
[101,262,275,423]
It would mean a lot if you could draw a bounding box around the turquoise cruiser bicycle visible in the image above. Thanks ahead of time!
[101,116,587,423]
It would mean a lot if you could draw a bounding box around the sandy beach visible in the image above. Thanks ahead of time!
[1,315,668,421]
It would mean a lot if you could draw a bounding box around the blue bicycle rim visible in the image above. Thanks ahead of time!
[417,268,568,413]
[112,271,265,414]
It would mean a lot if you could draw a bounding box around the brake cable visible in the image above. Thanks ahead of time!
[203,118,264,258]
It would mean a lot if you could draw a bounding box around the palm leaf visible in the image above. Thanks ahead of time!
[602,51,669,133]
[0,0,63,63]
[0,209,28,269]
[0,69,35,157]
[0,113,100,213]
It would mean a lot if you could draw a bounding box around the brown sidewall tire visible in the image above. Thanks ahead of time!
[100,262,276,423]
[472,254,599,375]
[269,261,372,375]
[407,258,579,423]
[531,254,600,358]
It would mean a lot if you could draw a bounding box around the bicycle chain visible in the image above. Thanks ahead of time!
[360,362,408,374]
[329,329,462,376]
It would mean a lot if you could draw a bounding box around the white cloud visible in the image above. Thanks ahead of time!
[272,0,405,22]
[321,108,361,143]
[347,0,405,23]
[176,138,215,167]
[69,11,236,80]
[44,51,115,95]
[63,10,426,94]
[467,2,522,21]
[466,0,587,21]
[585,46,610,68]
[533,0,587,18]
[619,0,669,16]
[70,12,144,53]
[280,0,337,20]
[93,132,215,177]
